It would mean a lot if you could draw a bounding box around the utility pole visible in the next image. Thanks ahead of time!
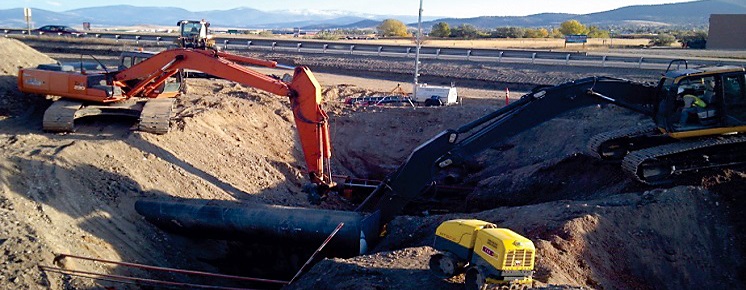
[24,8,32,35]
[413,0,423,100]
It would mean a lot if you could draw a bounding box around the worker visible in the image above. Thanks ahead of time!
[679,88,707,126]
[702,78,716,103]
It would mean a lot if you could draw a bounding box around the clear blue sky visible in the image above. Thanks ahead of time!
[3,0,696,18]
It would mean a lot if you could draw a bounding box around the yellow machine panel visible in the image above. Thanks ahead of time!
[474,228,535,272]
[434,219,497,249]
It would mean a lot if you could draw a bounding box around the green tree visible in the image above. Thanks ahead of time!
[430,22,451,38]
[377,19,409,37]
[451,24,480,39]
[549,27,564,38]
[587,25,610,38]
[649,33,676,46]
[524,28,549,38]
[493,27,526,38]
[558,20,588,36]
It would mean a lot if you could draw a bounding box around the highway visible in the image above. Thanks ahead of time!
[3,28,745,70]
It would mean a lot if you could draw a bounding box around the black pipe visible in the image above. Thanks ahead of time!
[135,199,379,258]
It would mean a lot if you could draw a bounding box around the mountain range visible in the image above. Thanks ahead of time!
[0,0,744,30]
[421,0,746,29]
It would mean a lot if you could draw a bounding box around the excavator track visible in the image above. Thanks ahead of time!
[622,134,746,185]
[138,98,175,134]
[42,99,83,132]
[587,124,660,161]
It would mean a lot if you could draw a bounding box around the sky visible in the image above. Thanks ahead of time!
[2,0,697,18]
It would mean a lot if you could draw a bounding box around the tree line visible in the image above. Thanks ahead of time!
[371,18,707,46]
[378,19,609,39]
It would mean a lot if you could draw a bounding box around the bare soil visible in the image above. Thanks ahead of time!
[0,37,744,290]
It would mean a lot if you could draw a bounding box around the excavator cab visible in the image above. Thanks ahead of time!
[655,66,746,135]
[176,19,215,50]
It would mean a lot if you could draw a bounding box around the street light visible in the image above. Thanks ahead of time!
[413,0,423,100]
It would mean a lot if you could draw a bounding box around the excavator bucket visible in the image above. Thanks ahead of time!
[288,66,332,183]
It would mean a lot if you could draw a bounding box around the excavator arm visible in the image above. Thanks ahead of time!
[114,48,332,186]
[356,76,658,224]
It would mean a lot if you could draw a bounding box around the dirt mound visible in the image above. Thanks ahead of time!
[0,38,55,118]
[292,188,743,289]
[0,71,416,289]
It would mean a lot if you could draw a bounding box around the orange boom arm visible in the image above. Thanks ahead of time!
[115,48,332,185]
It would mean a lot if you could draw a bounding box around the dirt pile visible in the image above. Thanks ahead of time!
[0,65,401,288]
[0,38,55,118]
[292,187,743,290]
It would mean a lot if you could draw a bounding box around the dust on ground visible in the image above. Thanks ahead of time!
[0,37,744,290]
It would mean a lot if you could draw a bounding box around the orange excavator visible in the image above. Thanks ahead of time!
[18,48,334,187]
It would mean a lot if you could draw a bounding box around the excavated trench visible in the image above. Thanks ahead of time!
[2,37,745,289]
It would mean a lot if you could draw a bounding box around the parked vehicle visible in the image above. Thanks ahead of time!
[34,25,84,37]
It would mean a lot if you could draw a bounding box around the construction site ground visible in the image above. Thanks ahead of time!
[0,37,744,289]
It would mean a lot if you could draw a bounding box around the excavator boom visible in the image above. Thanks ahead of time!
[19,48,333,186]
[356,77,657,223]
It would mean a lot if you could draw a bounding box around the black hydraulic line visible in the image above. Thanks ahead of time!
[38,265,256,290]
[55,254,288,285]
[289,222,345,284]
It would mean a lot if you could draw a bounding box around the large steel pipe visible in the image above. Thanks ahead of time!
[135,199,380,257]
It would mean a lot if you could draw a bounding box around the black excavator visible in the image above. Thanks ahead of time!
[136,62,746,259]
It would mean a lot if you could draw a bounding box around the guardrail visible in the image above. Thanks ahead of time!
[3,28,745,70]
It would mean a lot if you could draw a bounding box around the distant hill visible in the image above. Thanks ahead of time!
[418,0,746,29]
[421,13,576,29]
[302,19,381,30]
[257,16,372,30]
[0,0,743,30]
[0,5,435,29]
[575,0,746,26]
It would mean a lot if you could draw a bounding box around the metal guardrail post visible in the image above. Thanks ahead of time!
[323,44,328,53]
[246,40,251,49]
[531,52,537,64]
[224,40,229,50]
[498,51,503,63]
[602,55,607,67]
[349,45,355,55]
[378,46,383,56]
[638,57,644,69]
[406,47,411,57]
[297,43,302,52]
[271,42,276,51]
[436,48,441,59]
[466,50,471,61]
[566,54,571,65]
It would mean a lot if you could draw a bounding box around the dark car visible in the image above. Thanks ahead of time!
[34,25,84,37]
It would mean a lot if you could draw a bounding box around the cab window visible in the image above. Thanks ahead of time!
[120,56,133,69]
[723,73,746,125]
